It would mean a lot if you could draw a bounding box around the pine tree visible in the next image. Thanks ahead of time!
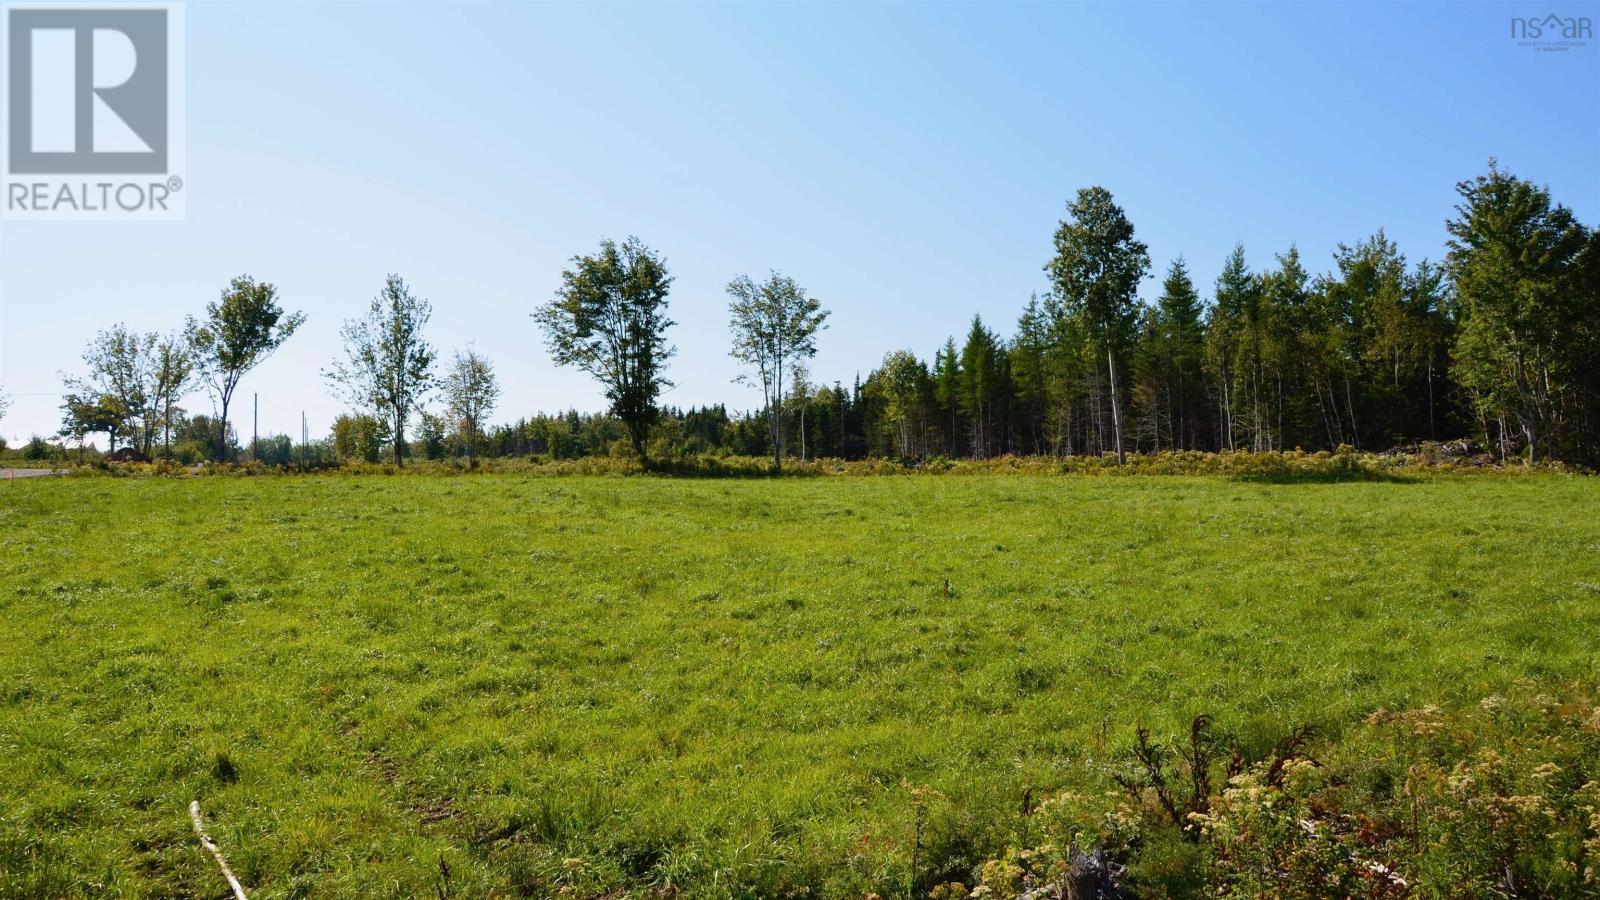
[959,316,1001,458]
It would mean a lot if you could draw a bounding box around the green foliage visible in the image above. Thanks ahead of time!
[977,680,1600,898]
[325,274,440,466]
[1047,185,1152,463]
[60,324,151,453]
[443,347,500,465]
[958,316,1003,458]
[148,330,198,461]
[872,349,930,457]
[1447,161,1598,464]
[727,271,830,471]
[187,275,305,461]
[534,237,676,461]
[1134,257,1206,451]
[331,413,388,462]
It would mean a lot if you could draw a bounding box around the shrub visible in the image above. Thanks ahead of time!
[968,680,1600,898]
[35,449,1585,479]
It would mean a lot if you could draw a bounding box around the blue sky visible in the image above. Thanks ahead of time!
[2,0,1597,445]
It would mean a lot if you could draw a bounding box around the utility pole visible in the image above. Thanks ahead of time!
[252,393,258,457]
[301,411,308,448]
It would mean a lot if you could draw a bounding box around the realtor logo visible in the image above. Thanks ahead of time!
[2,4,185,219]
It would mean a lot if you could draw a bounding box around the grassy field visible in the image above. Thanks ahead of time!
[2,473,1598,898]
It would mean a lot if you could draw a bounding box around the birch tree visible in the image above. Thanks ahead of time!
[325,274,439,466]
[727,271,829,472]
[444,347,500,465]
[148,331,197,459]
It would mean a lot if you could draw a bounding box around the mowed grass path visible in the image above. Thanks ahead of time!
[2,475,1598,897]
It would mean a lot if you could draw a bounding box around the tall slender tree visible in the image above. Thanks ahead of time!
[1204,246,1253,452]
[325,274,439,466]
[444,346,500,466]
[1146,258,1206,450]
[1046,186,1151,464]
[959,316,1001,458]
[726,271,829,472]
[932,337,962,455]
[148,330,197,460]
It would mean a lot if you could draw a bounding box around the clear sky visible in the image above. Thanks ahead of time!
[2,0,1597,445]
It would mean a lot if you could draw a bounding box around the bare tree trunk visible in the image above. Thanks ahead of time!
[393,405,406,467]
[1219,372,1233,452]
[1107,344,1125,465]
[1427,355,1437,441]
[1344,375,1360,450]
[771,408,781,472]
[217,395,231,462]
[774,366,785,473]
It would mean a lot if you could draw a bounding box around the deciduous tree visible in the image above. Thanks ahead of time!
[188,276,304,462]
[61,324,152,453]
[535,237,676,462]
[727,271,829,472]
[326,274,439,466]
[149,331,197,460]
[444,347,500,465]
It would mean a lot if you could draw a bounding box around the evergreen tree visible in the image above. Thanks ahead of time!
[959,316,1001,458]
[1204,245,1252,451]
[1046,187,1151,464]
[1446,162,1595,463]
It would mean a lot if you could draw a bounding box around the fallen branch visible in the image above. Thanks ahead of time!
[189,800,249,900]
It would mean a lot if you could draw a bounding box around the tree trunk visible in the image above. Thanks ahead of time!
[631,422,648,464]
[768,368,780,474]
[217,395,231,462]
[1063,842,1122,900]
[1107,344,1125,465]
[769,405,781,473]
[1219,372,1233,452]
[394,411,406,467]
[1427,356,1437,441]
[1344,375,1361,450]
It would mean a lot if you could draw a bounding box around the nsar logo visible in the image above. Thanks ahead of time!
[1510,12,1593,51]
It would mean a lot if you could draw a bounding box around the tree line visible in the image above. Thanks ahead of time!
[47,161,1600,469]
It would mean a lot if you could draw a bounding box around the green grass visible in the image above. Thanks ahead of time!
[2,474,1598,898]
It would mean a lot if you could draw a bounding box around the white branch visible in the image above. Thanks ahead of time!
[190,800,249,900]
